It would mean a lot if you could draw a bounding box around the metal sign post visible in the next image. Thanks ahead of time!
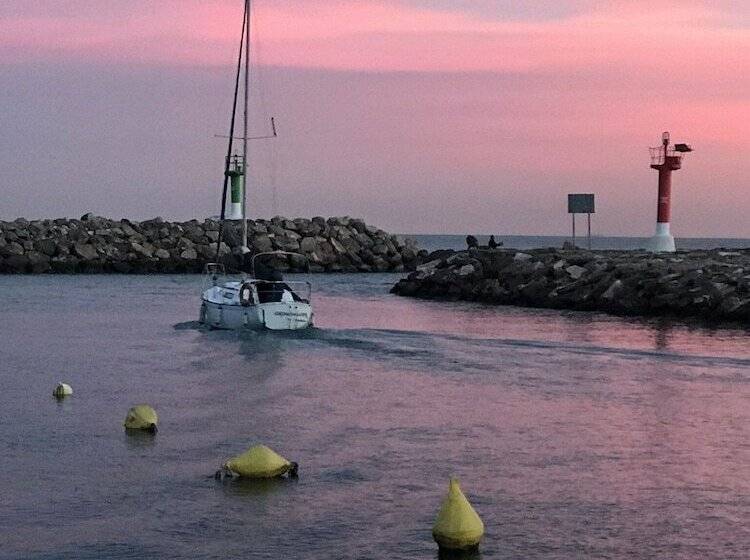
[567,194,595,249]
[571,213,581,248]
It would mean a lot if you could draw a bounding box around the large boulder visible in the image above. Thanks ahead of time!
[274,236,300,252]
[4,254,29,273]
[207,242,231,257]
[51,256,79,273]
[221,225,244,247]
[180,248,198,260]
[566,265,587,280]
[372,256,389,272]
[253,234,273,253]
[35,238,57,256]
[329,238,347,255]
[120,222,139,237]
[350,219,367,233]
[27,251,52,273]
[185,226,206,244]
[1,241,24,257]
[130,242,153,259]
[74,242,99,260]
[299,237,317,254]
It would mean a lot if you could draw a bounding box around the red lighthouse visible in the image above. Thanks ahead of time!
[648,131,692,252]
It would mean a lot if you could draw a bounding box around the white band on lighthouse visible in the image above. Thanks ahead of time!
[228,200,243,220]
[650,222,675,252]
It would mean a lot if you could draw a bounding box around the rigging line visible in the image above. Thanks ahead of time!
[242,0,250,249]
[216,1,248,263]
[271,136,278,216]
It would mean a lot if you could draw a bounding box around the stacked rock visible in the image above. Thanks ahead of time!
[392,247,750,322]
[0,215,426,274]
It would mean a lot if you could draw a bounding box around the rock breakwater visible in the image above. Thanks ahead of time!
[0,215,425,274]
[392,247,750,323]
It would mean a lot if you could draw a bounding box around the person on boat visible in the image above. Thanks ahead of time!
[254,265,308,304]
[488,235,501,249]
[255,262,283,282]
[253,281,308,304]
[466,235,479,249]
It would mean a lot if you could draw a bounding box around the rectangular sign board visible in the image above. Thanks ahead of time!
[568,193,595,214]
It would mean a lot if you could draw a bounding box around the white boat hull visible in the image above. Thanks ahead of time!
[200,299,313,331]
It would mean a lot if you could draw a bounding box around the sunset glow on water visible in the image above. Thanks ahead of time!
[2,274,749,558]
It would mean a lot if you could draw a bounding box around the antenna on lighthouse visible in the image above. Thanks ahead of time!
[647,131,692,252]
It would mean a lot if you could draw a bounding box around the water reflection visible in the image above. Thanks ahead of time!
[216,476,296,498]
[172,320,202,330]
[123,430,157,450]
[54,397,75,412]
[437,546,482,560]
[5,274,750,559]
[652,320,673,350]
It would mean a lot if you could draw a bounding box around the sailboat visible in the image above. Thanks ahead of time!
[199,0,314,331]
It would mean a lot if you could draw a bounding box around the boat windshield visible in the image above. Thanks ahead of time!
[253,281,310,304]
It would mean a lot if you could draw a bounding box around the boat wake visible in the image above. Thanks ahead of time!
[173,321,203,330]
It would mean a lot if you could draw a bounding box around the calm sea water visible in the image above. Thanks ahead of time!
[406,234,750,252]
[2,274,750,559]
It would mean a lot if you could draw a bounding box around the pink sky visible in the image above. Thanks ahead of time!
[1,1,748,236]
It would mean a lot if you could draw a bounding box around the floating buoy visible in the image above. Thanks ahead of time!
[124,405,158,433]
[53,382,73,398]
[432,478,484,551]
[218,444,298,479]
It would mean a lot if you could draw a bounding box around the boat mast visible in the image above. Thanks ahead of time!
[241,0,251,254]
[215,2,248,263]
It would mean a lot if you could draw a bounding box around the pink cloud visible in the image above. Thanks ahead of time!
[1,1,747,75]
[246,0,749,74]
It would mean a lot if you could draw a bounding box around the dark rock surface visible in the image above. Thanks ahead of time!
[0,216,427,274]
[391,247,750,323]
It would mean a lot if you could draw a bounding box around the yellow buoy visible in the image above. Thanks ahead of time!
[432,478,484,551]
[124,405,158,433]
[221,444,297,479]
[53,382,73,398]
